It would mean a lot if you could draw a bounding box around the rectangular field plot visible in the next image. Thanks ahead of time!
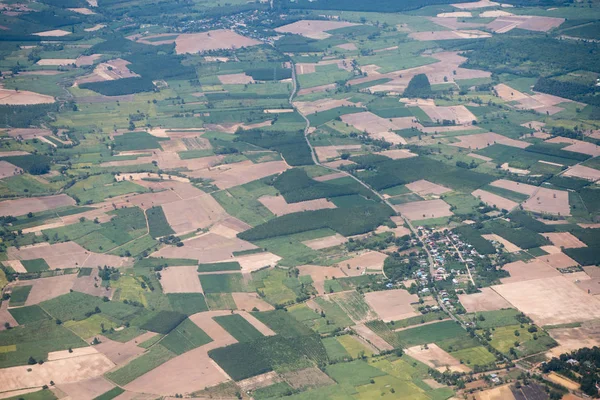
[214,314,264,342]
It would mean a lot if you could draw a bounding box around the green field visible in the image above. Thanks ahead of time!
[160,318,213,354]
[147,206,175,238]
[167,293,209,315]
[8,305,50,325]
[21,259,50,273]
[199,273,248,293]
[9,285,32,307]
[214,314,264,342]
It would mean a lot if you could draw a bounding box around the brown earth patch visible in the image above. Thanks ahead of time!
[341,112,417,144]
[274,20,358,40]
[481,234,521,252]
[352,323,394,351]
[297,83,336,95]
[475,384,516,400]
[522,187,570,216]
[301,234,347,250]
[500,260,561,284]
[0,194,75,217]
[231,292,274,312]
[217,73,254,85]
[94,333,156,365]
[406,179,451,196]
[364,289,419,322]
[451,132,530,150]
[71,270,114,298]
[378,149,418,160]
[36,58,76,66]
[563,165,600,182]
[313,172,347,182]
[152,232,256,263]
[297,264,346,294]
[33,29,71,37]
[419,105,477,125]
[486,15,564,33]
[545,137,600,157]
[314,145,362,161]
[548,320,600,357]
[187,160,289,190]
[490,179,538,196]
[0,160,23,179]
[410,30,491,41]
[0,88,55,105]
[161,266,203,294]
[536,253,579,269]
[458,287,513,313]
[56,377,115,400]
[543,232,587,249]
[405,344,470,372]
[258,195,336,216]
[394,199,453,220]
[162,193,228,235]
[472,189,518,211]
[282,367,335,390]
[175,29,260,54]
[294,98,361,115]
[84,24,105,32]
[12,274,78,306]
[339,251,387,275]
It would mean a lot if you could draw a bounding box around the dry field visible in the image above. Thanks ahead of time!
[161,193,228,234]
[394,199,453,220]
[339,251,387,274]
[95,333,156,365]
[475,384,516,400]
[160,266,203,294]
[452,0,499,9]
[175,29,260,54]
[313,172,347,182]
[232,292,274,312]
[125,311,238,395]
[12,274,78,306]
[364,289,419,322]
[437,11,472,17]
[84,24,105,32]
[152,232,256,263]
[336,43,358,50]
[8,241,133,269]
[75,58,139,85]
[341,112,418,144]
[536,253,579,269]
[0,348,114,393]
[0,88,55,105]
[187,160,289,189]
[451,132,529,150]
[56,377,115,400]
[75,54,103,66]
[296,59,352,75]
[37,58,76,66]
[297,265,346,294]
[480,10,513,17]
[297,83,336,96]
[481,234,521,252]
[563,165,600,182]
[0,301,17,331]
[522,187,570,216]
[490,179,537,196]
[458,287,513,313]
[546,372,580,391]
[314,145,362,161]
[282,367,335,390]
[352,323,394,351]
[294,98,360,115]
[548,320,600,357]
[217,73,254,84]
[68,7,95,14]
[405,344,470,373]
[406,180,451,196]
[472,189,518,211]
[258,195,336,216]
[233,252,281,272]
[543,232,587,249]
[301,234,347,250]
[546,137,600,157]
[0,160,22,179]
[486,15,564,33]
[419,105,477,125]
[33,29,71,36]
[492,275,600,326]
[494,84,575,115]
[274,20,358,40]
[71,270,113,298]
[410,30,491,41]
[378,149,417,160]
[500,260,561,284]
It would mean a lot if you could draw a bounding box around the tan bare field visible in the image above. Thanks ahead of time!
[294,98,360,115]
[8,241,133,269]
[5,127,52,139]
[492,275,600,326]
[475,384,516,400]
[540,245,563,255]
[452,0,499,9]
[0,88,55,105]
[217,73,254,84]
[364,289,419,322]
[302,234,347,250]
[84,24,105,32]
[405,344,470,373]
[12,274,77,306]
[575,277,600,295]
[160,266,203,294]
[0,160,22,179]
[33,29,71,36]
[0,349,114,392]
[437,11,472,17]
[487,15,564,33]
[56,377,115,400]
[353,323,394,351]
[2,260,26,273]
[341,112,418,144]
[420,105,477,125]
[209,217,251,238]
[76,58,139,85]
[546,137,600,157]
[482,234,521,252]
[72,270,114,298]
[68,7,95,14]
[233,252,281,272]
[410,30,491,41]
[258,195,336,216]
[395,199,453,220]
[451,132,529,150]
[502,163,528,174]
[563,165,600,181]
[36,58,76,66]
[500,259,561,284]
[323,159,355,169]
[537,253,579,269]
[297,264,346,294]
[336,43,358,50]
[0,301,18,331]
[579,223,600,229]
[490,179,538,196]
[543,232,587,249]
[152,232,257,263]
[314,145,362,161]
[162,193,228,234]
[175,29,260,54]
[458,287,513,313]
[472,189,518,211]
[282,367,335,390]
[75,53,103,66]
[378,149,418,160]
[0,150,30,157]
[522,187,570,216]
[548,321,600,357]
[237,371,281,392]
[275,20,358,40]
[406,180,451,196]
[232,292,274,311]
[125,311,237,395]
[95,333,156,365]
[494,84,575,114]
[297,83,336,95]
[480,10,513,17]
[546,373,579,391]
[187,160,289,190]
[340,251,388,273]
[313,172,347,182]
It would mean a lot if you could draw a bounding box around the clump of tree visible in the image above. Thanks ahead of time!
[403,74,432,98]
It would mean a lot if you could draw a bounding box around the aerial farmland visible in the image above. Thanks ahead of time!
[0,0,599,399]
